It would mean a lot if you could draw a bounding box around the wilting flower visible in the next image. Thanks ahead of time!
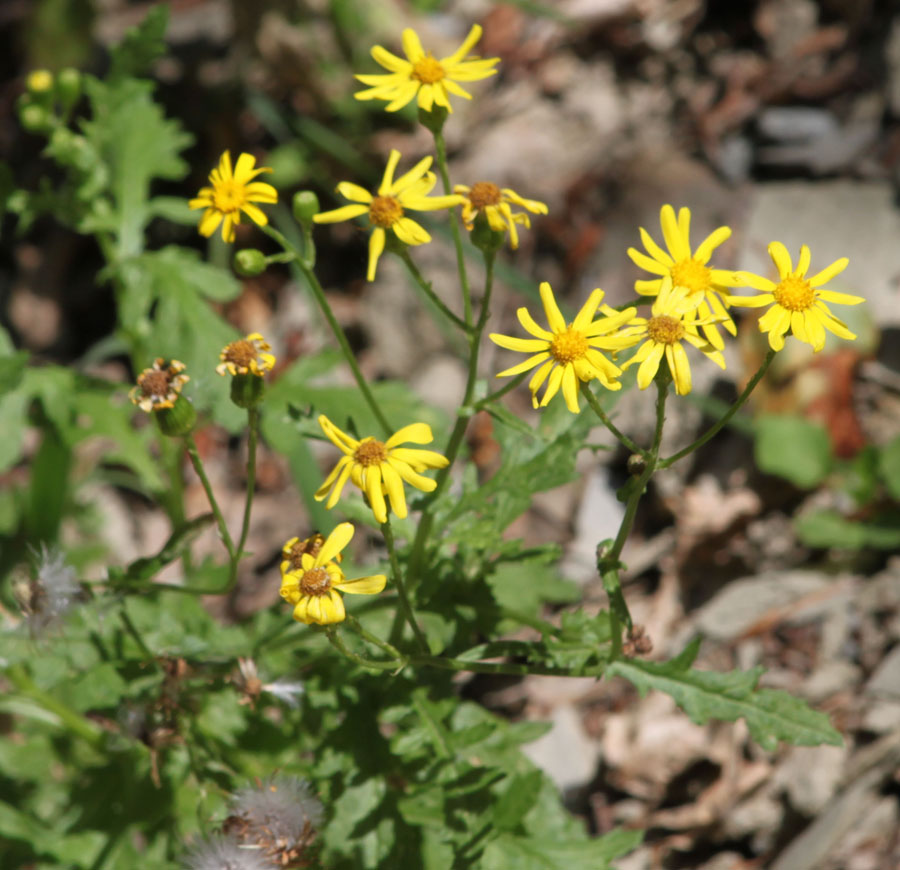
[728,242,862,352]
[129,358,189,412]
[226,776,323,866]
[354,24,499,113]
[279,522,386,625]
[455,182,547,249]
[489,282,637,413]
[313,149,462,281]
[280,533,341,579]
[182,835,269,870]
[627,204,740,349]
[315,415,449,524]
[14,545,81,633]
[216,333,276,377]
[620,277,725,396]
[189,151,278,243]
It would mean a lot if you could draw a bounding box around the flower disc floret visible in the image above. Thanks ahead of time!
[489,282,638,414]
[728,242,862,352]
[354,25,500,113]
[279,523,386,625]
[315,415,450,524]
[627,204,741,350]
[313,149,463,281]
[455,182,547,250]
[620,277,725,396]
[281,533,341,577]
[216,333,276,377]
[129,358,189,412]
[189,151,278,243]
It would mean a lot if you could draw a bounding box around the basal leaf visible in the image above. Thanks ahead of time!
[609,638,842,750]
[754,414,832,489]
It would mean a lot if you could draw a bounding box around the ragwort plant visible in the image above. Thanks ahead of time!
[1,9,858,870]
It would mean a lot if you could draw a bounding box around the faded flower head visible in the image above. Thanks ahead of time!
[217,333,276,378]
[15,545,81,632]
[225,776,324,866]
[189,151,278,244]
[281,533,341,578]
[129,358,189,413]
[354,25,499,114]
[455,182,547,250]
[183,835,269,870]
[234,657,304,710]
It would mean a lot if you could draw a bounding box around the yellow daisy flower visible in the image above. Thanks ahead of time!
[489,282,638,414]
[279,523,386,625]
[621,277,725,396]
[189,151,278,243]
[627,204,740,350]
[216,333,276,377]
[280,533,341,579]
[354,24,499,114]
[728,242,862,352]
[313,149,462,281]
[315,415,450,525]
[129,358,189,412]
[454,182,547,249]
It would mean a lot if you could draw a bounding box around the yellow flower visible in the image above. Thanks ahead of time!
[279,523,386,625]
[354,25,499,114]
[27,70,54,93]
[216,333,276,377]
[313,150,462,281]
[627,204,740,350]
[281,533,341,579]
[621,277,725,396]
[489,282,637,414]
[454,182,547,249]
[315,415,449,525]
[129,358,189,412]
[189,151,278,243]
[728,242,862,352]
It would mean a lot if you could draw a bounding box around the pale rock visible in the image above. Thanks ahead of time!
[865,643,900,697]
[776,744,847,816]
[521,704,600,793]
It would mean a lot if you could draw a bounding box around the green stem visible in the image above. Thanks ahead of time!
[382,517,429,652]
[580,381,645,456]
[184,435,235,559]
[409,654,607,678]
[261,224,392,438]
[474,371,528,410]
[406,251,496,586]
[228,406,259,590]
[324,626,403,671]
[659,349,775,468]
[433,129,472,325]
[119,606,155,662]
[345,614,405,660]
[398,249,470,332]
[5,665,106,749]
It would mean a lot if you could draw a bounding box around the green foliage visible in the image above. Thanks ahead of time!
[753,413,832,488]
[609,638,843,751]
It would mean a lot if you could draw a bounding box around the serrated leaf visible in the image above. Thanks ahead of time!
[480,828,643,870]
[493,770,543,831]
[754,414,832,488]
[108,4,169,80]
[608,638,843,750]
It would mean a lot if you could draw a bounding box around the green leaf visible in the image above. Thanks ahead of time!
[480,828,643,870]
[608,638,843,750]
[492,770,544,831]
[487,556,580,623]
[753,414,832,488]
[795,509,900,550]
[58,663,128,713]
[879,435,900,501]
[108,4,169,80]
[0,350,28,395]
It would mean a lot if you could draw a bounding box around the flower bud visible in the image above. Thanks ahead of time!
[234,248,267,277]
[26,70,54,96]
[230,373,266,409]
[18,100,52,134]
[292,190,320,224]
[56,68,82,110]
[155,395,197,437]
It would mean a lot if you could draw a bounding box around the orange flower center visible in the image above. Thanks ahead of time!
[369,195,403,228]
[213,179,246,214]
[468,182,502,210]
[773,276,816,312]
[550,328,589,364]
[284,534,326,571]
[671,259,711,295]
[299,566,331,597]
[354,438,388,467]
[138,370,172,398]
[412,55,445,84]
[223,339,256,368]
[647,315,685,345]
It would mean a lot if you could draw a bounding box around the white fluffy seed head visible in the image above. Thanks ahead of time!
[16,545,81,632]
[261,677,305,708]
[183,836,270,870]
[230,776,324,847]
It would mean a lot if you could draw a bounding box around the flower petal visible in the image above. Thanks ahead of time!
[335,574,387,595]
[371,45,411,73]
[637,342,665,389]
[381,462,408,518]
[768,241,793,278]
[808,257,850,288]
[539,282,566,333]
[517,306,554,340]
[378,150,402,195]
[402,28,425,62]
[318,522,354,565]
[561,364,580,413]
[496,351,550,378]
[392,217,431,246]
[367,228,386,281]
[489,334,548,353]
[660,205,689,260]
[694,226,731,264]
[318,590,346,623]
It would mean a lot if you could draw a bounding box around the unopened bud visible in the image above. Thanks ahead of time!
[155,395,197,437]
[230,373,266,409]
[18,100,52,134]
[56,68,82,109]
[26,70,54,96]
[292,190,320,224]
[234,248,267,277]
